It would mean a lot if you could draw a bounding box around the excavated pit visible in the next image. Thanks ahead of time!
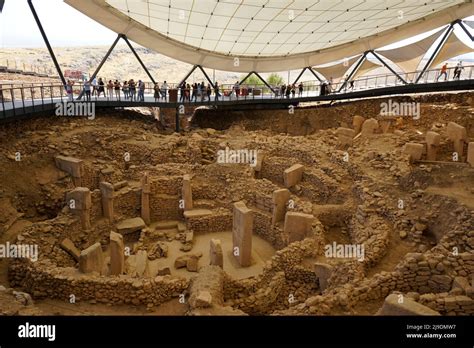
[0,92,473,316]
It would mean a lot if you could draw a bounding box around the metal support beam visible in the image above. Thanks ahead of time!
[239,71,254,85]
[121,35,156,84]
[77,34,121,99]
[178,65,215,89]
[239,71,276,94]
[458,21,474,41]
[196,65,216,89]
[27,0,66,86]
[253,72,276,94]
[415,23,455,84]
[371,51,407,85]
[175,106,180,133]
[307,67,323,82]
[293,67,307,85]
[338,52,367,92]
[178,65,198,87]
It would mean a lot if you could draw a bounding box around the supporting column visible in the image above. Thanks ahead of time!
[447,122,467,158]
[79,242,103,274]
[338,52,368,92]
[371,51,407,85]
[467,142,474,167]
[27,0,66,86]
[66,187,92,230]
[240,71,276,94]
[415,23,455,84]
[182,174,193,211]
[292,67,308,85]
[426,131,441,161]
[284,212,314,243]
[175,106,180,133]
[272,189,290,225]
[77,34,121,99]
[209,239,223,268]
[232,201,253,267]
[121,35,155,84]
[141,172,151,224]
[459,21,474,41]
[109,231,124,275]
[100,182,114,222]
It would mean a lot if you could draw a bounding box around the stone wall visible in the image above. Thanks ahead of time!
[9,259,188,307]
[185,209,233,234]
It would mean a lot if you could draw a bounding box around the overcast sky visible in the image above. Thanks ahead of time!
[0,0,472,55]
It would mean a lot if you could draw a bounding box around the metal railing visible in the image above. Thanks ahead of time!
[1,64,473,119]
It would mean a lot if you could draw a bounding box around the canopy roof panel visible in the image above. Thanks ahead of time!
[65,0,474,72]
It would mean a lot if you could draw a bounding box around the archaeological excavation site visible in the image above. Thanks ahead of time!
[0,92,472,317]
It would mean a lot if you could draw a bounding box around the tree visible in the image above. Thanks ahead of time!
[240,73,284,87]
[267,73,284,86]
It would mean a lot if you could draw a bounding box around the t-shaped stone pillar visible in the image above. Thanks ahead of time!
[109,231,124,275]
[66,187,92,230]
[141,173,151,225]
[361,118,379,136]
[79,242,103,274]
[232,201,253,267]
[336,127,356,148]
[353,115,366,134]
[314,262,334,291]
[468,142,474,167]
[425,131,440,161]
[283,164,304,188]
[209,238,223,268]
[182,174,193,211]
[284,211,314,243]
[100,182,114,222]
[272,189,290,225]
[447,122,467,158]
[403,143,424,164]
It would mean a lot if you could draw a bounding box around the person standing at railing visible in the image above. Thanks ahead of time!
[185,83,191,102]
[328,77,334,94]
[138,80,145,101]
[192,83,197,102]
[214,82,220,101]
[233,81,240,100]
[437,63,448,82]
[179,82,186,102]
[114,80,121,100]
[298,82,303,97]
[291,84,296,98]
[83,80,91,101]
[92,77,97,96]
[197,82,203,101]
[97,78,105,98]
[281,84,286,98]
[154,82,161,102]
[206,84,212,101]
[66,80,75,101]
[454,61,464,80]
[122,81,129,99]
[107,80,114,99]
[129,79,136,101]
[285,84,291,98]
[161,81,168,99]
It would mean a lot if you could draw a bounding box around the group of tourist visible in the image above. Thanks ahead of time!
[178,81,216,102]
[437,61,464,81]
[279,83,304,98]
[81,78,169,101]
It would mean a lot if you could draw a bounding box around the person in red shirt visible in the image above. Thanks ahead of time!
[437,63,448,81]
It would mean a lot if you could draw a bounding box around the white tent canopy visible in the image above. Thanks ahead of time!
[429,32,474,69]
[64,0,474,72]
[352,58,383,80]
[314,56,361,82]
[376,28,446,73]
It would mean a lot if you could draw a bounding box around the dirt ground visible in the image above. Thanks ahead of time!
[0,91,473,316]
